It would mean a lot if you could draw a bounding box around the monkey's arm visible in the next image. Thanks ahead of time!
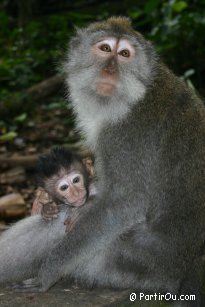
[36,197,126,291]
[31,188,46,215]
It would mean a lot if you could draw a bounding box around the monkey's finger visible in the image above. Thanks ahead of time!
[64,216,74,225]
[65,222,74,232]
[43,214,58,220]
[43,209,59,215]
[64,217,70,225]
[49,209,59,214]
[65,215,79,232]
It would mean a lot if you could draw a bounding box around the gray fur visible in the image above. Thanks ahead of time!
[0,207,67,285]
[0,17,204,307]
[65,24,157,149]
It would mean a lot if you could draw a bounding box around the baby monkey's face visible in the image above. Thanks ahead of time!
[55,171,87,207]
[44,166,88,207]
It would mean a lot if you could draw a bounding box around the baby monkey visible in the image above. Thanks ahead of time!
[32,147,96,225]
[0,148,96,291]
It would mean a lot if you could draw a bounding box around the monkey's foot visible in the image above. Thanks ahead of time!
[11,278,44,293]
[13,285,44,293]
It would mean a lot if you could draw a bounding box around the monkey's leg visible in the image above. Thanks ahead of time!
[0,217,43,285]
[34,206,102,291]
[0,215,64,287]
[35,221,147,291]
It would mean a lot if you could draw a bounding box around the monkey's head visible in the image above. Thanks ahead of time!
[66,17,158,108]
[37,147,89,207]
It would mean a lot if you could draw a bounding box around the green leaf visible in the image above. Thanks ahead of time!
[128,11,143,20]
[14,113,27,123]
[183,69,195,79]
[0,131,17,141]
[172,1,188,13]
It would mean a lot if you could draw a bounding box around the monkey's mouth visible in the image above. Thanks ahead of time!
[68,195,87,207]
[96,81,116,96]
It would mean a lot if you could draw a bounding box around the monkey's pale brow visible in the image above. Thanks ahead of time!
[91,34,111,44]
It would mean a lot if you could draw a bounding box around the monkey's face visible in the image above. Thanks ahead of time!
[56,171,87,207]
[46,171,88,207]
[92,38,135,97]
[66,17,157,106]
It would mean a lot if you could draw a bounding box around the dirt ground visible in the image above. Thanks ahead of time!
[0,282,126,307]
[1,281,205,307]
[0,282,169,307]
[5,281,205,307]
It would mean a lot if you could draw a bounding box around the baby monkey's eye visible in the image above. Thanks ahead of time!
[73,176,80,184]
[100,44,111,52]
[119,49,130,57]
[60,184,69,191]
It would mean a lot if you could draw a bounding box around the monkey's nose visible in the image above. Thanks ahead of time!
[103,57,118,74]
[103,65,116,74]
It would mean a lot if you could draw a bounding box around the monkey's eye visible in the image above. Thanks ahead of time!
[119,49,130,57]
[73,176,80,184]
[99,44,111,52]
[60,184,69,191]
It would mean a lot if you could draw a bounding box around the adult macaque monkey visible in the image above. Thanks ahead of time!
[0,148,95,289]
[0,17,204,306]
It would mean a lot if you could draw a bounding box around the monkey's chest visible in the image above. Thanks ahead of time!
[97,120,161,202]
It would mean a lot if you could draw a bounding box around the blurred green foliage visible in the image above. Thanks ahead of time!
[0,0,204,140]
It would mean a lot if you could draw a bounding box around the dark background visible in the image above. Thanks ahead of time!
[0,0,205,223]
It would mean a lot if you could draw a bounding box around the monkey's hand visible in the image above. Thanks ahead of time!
[64,208,80,232]
[31,188,50,215]
[31,188,58,220]
[64,202,92,232]
[41,201,59,221]
[82,157,95,177]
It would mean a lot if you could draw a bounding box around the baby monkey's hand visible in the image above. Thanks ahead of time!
[41,200,59,221]
[32,188,58,220]
[64,201,93,232]
[64,208,80,232]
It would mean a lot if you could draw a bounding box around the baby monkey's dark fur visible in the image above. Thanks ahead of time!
[37,147,89,188]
